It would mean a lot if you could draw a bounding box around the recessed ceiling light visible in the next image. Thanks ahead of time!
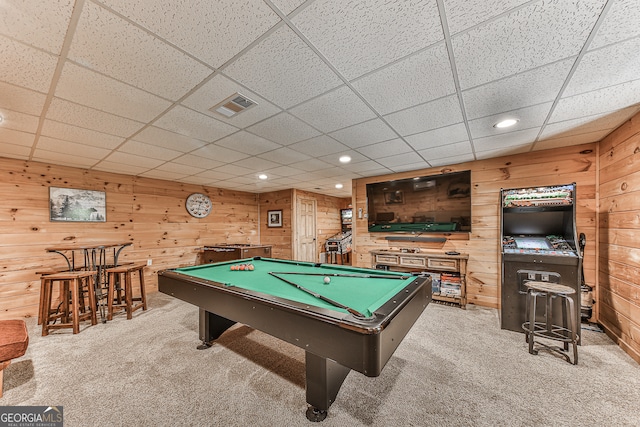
[494,119,519,128]
[335,183,343,189]
[258,174,268,180]
[339,155,351,164]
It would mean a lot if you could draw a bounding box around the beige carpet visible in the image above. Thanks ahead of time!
[2,292,639,426]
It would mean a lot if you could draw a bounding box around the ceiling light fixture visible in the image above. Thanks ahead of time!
[339,155,351,164]
[494,118,519,129]
[258,174,268,180]
[210,93,257,118]
[335,183,343,189]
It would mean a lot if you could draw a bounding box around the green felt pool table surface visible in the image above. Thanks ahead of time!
[172,258,415,318]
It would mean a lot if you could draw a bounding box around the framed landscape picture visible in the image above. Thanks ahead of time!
[49,187,106,222]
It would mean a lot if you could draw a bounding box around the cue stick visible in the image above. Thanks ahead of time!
[268,272,370,319]
[270,271,411,280]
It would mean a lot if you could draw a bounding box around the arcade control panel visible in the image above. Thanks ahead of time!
[502,235,577,257]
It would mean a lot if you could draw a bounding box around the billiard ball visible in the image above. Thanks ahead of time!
[323,276,331,284]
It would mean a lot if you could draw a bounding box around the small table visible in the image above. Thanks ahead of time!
[45,242,132,322]
[159,257,431,421]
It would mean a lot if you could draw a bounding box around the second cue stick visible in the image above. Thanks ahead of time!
[270,271,411,280]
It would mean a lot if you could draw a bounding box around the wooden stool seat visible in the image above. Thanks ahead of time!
[106,262,148,320]
[522,281,578,365]
[0,320,29,398]
[41,271,97,336]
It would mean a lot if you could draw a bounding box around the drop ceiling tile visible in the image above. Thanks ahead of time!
[329,119,398,148]
[475,144,531,159]
[93,161,150,175]
[292,0,443,80]
[0,36,57,92]
[139,169,189,181]
[375,152,426,169]
[541,106,640,140]
[352,43,455,115]
[220,176,257,186]
[41,120,124,149]
[0,82,47,116]
[100,0,279,68]
[192,169,235,181]
[468,102,552,139]
[356,139,414,159]
[289,135,349,157]
[389,160,431,173]
[288,158,334,172]
[0,142,30,158]
[55,62,172,122]
[258,147,311,165]
[0,0,74,54]
[590,0,640,49]
[405,123,469,151]
[462,58,574,120]
[550,78,640,123]
[384,95,463,137]
[46,98,144,137]
[340,160,388,174]
[0,128,35,146]
[131,126,207,152]
[230,156,280,172]
[36,136,111,159]
[534,129,610,151]
[117,140,182,161]
[271,0,307,15]
[224,25,343,109]
[564,37,640,98]
[472,128,540,152]
[181,74,281,128]
[289,86,376,133]
[211,163,251,176]
[103,151,165,169]
[443,0,532,35]
[153,105,238,142]
[68,1,213,100]
[171,154,224,170]
[153,162,206,176]
[32,149,98,169]
[428,154,476,167]
[0,109,39,133]
[214,131,282,155]
[453,1,606,89]
[247,112,321,145]
[262,165,306,177]
[188,144,249,163]
[316,151,369,166]
[417,141,474,161]
[179,175,217,186]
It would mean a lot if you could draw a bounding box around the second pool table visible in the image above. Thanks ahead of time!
[158,257,431,421]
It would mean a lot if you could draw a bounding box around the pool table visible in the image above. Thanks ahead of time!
[158,257,431,421]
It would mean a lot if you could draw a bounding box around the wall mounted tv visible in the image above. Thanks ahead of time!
[366,170,471,233]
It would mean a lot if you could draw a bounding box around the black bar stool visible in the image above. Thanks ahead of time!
[522,281,578,365]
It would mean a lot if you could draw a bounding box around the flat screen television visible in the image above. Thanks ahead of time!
[366,170,471,233]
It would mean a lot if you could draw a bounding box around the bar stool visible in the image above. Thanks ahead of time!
[522,281,578,365]
[41,271,97,336]
[106,262,148,320]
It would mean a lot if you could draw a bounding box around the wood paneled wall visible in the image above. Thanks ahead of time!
[598,112,640,363]
[352,143,598,310]
[0,157,259,320]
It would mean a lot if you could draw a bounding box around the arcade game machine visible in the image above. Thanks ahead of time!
[500,184,582,340]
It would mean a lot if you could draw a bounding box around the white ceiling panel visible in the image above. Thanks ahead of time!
[99,0,280,68]
[0,36,58,93]
[289,86,376,133]
[462,59,574,120]
[405,123,469,151]
[453,0,606,89]
[2,1,640,198]
[224,25,342,109]
[352,43,456,115]
[384,95,464,137]
[292,0,443,80]
[247,112,321,146]
[182,75,281,129]
[55,62,172,122]
[0,82,47,116]
[68,1,213,100]
[329,119,398,149]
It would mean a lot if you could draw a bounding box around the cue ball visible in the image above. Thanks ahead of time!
[323,276,331,284]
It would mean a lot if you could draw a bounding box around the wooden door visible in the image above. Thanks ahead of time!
[296,198,317,262]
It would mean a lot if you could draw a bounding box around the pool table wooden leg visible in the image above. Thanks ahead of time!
[305,351,351,421]
[198,308,236,350]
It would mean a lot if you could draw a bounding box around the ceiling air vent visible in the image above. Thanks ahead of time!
[210,93,257,118]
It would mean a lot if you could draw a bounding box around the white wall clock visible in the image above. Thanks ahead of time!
[185,193,212,218]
